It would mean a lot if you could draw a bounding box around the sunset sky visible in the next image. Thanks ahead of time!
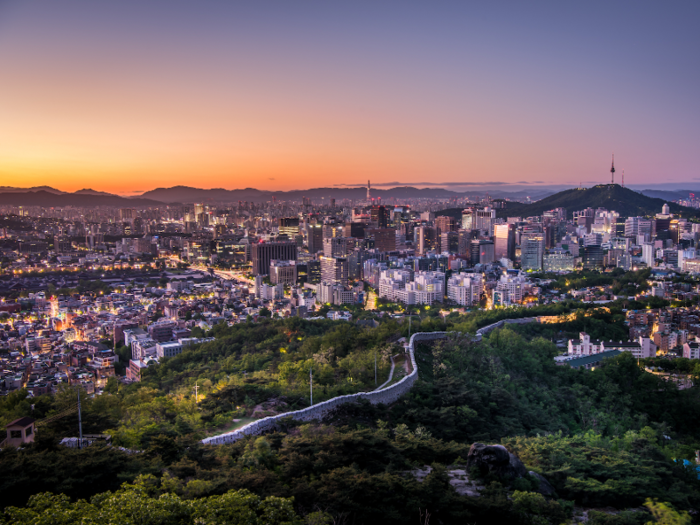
[0,1,698,194]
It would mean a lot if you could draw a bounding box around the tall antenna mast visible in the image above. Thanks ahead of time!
[622,170,625,188]
[610,154,616,185]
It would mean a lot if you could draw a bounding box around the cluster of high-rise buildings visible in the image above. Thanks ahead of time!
[2,184,700,397]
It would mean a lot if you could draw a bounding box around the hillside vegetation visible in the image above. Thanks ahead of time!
[2,301,700,523]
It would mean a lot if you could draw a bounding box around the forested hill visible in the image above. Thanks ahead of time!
[437,184,698,221]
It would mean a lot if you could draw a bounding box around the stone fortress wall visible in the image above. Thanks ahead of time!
[202,317,541,446]
[201,331,449,445]
[474,317,538,340]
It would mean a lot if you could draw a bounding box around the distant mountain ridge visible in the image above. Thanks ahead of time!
[138,185,556,203]
[437,184,698,221]
[73,188,117,196]
[0,191,163,208]
[0,186,65,194]
[0,184,558,203]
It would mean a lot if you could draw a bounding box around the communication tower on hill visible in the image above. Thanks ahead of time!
[610,154,616,185]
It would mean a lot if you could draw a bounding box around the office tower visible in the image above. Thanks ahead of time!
[574,208,594,233]
[320,256,348,286]
[278,217,300,239]
[583,245,605,269]
[440,231,459,254]
[494,223,516,260]
[348,249,367,280]
[613,219,626,237]
[435,216,456,236]
[655,217,671,235]
[194,203,205,225]
[343,222,366,239]
[462,207,495,233]
[521,233,545,271]
[251,241,297,276]
[306,260,321,284]
[270,260,297,285]
[642,243,655,268]
[306,224,324,253]
[416,226,437,255]
[365,228,396,252]
[324,237,352,257]
[370,205,390,229]
[470,239,495,265]
[625,217,653,238]
[457,229,474,256]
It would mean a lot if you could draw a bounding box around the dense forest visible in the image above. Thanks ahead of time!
[1,302,700,524]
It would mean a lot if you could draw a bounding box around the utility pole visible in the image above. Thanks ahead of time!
[76,386,83,449]
[194,382,199,403]
[309,366,313,406]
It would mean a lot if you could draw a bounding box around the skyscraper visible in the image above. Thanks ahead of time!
[457,229,474,256]
[365,228,396,252]
[440,231,459,254]
[278,217,300,239]
[306,224,324,253]
[494,223,516,260]
[320,256,348,286]
[416,226,437,255]
[251,241,297,276]
[435,216,456,236]
[521,233,545,271]
[370,205,390,229]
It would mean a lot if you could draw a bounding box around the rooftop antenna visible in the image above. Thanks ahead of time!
[610,154,616,185]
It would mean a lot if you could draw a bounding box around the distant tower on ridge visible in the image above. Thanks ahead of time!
[367,180,371,201]
[610,154,615,185]
[622,170,625,188]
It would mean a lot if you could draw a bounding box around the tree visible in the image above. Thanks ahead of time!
[644,499,691,525]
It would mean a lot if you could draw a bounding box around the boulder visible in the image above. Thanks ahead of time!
[528,471,556,497]
[466,443,528,481]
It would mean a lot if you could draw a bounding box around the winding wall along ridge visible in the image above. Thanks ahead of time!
[201,317,540,445]
[201,331,448,445]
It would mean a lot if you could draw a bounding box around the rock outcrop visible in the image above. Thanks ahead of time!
[466,443,528,481]
[528,470,556,496]
[466,443,556,496]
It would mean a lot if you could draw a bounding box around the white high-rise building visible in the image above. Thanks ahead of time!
[641,243,655,268]
[447,273,484,306]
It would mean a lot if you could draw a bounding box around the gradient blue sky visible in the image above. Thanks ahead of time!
[0,1,698,193]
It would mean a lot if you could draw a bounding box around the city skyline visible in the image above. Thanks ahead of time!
[1,1,699,193]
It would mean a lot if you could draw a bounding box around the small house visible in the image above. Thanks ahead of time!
[4,417,36,447]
